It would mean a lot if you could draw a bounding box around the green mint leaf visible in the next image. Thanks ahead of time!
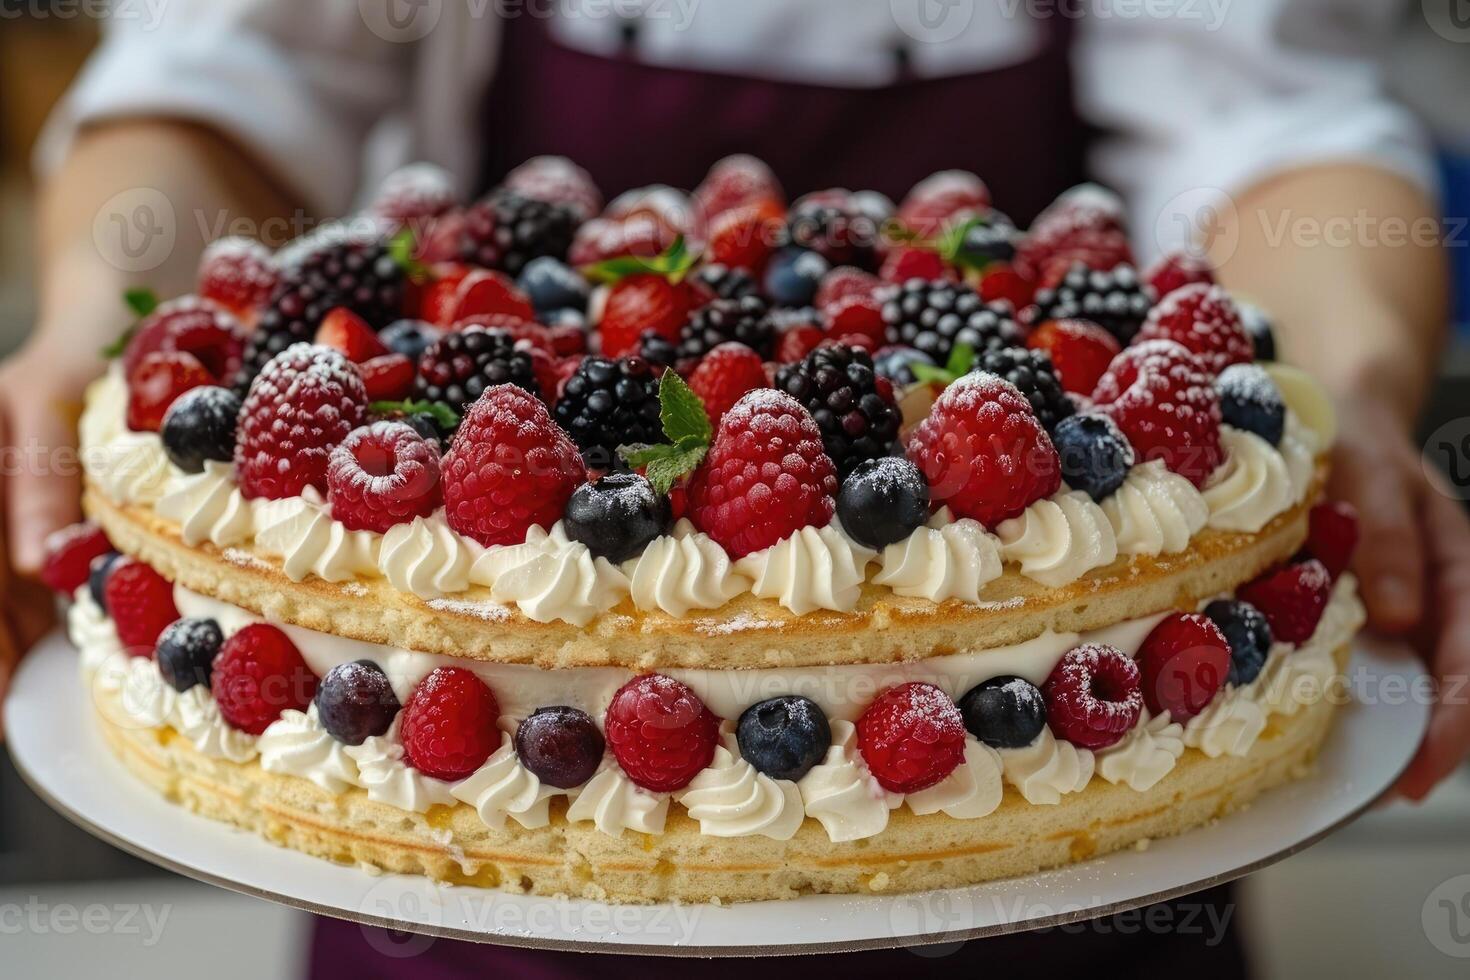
[387,227,431,281]
[369,399,461,430]
[659,370,712,446]
[580,235,699,286]
[123,287,159,318]
[908,362,955,386]
[644,446,707,494]
[944,341,977,378]
[100,325,137,360]
[616,442,677,470]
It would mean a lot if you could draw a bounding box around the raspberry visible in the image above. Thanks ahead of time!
[1238,559,1333,645]
[400,666,501,781]
[977,261,1036,310]
[235,344,368,499]
[1015,206,1132,283]
[460,190,578,276]
[212,624,318,736]
[553,356,662,470]
[1134,282,1253,375]
[569,213,676,267]
[314,307,390,362]
[504,155,603,222]
[774,344,901,479]
[442,385,585,546]
[856,682,966,793]
[694,154,782,219]
[415,325,541,412]
[775,324,825,364]
[197,238,278,320]
[687,342,769,423]
[604,674,720,792]
[823,293,888,349]
[1138,613,1231,722]
[41,522,111,595]
[1025,319,1121,395]
[1026,262,1153,344]
[123,296,246,381]
[1303,501,1359,580]
[102,558,180,654]
[896,170,991,239]
[127,351,215,432]
[677,295,775,365]
[1090,340,1223,487]
[1042,644,1143,750]
[815,267,883,310]
[705,199,783,271]
[879,247,954,284]
[972,346,1074,431]
[368,162,457,226]
[1144,249,1215,299]
[881,280,1024,366]
[359,353,416,402]
[598,274,695,358]
[906,373,1061,527]
[327,422,443,532]
[686,390,839,558]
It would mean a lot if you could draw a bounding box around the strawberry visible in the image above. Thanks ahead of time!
[315,308,389,362]
[1026,319,1122,395]
[451,269,535,323]
[359,353,415,401]
[705,198,784,271]
[598,274,695,358]
[127,351,215,432]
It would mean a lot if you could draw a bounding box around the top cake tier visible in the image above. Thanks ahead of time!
[79,160,1338,668]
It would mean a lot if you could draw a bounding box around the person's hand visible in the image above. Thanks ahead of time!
[1330,397,1470,800]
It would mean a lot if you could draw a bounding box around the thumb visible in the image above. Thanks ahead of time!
[3,389,84,574]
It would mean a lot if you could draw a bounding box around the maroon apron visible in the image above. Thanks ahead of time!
[311,12,1244,978]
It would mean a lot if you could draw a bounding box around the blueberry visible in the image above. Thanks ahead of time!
[736,695,831,782]
[160,386,240,474]
[562,472,672,563]
[1051,413,1135,501]
[315,660,402,745]
[156,618,224,693]
[379,319,442,362]
[88,551,123,612]
[541,307,587,330]
[1236,301,1276,362]
[958,676,1047,749]
[837,457,930,549]
[1204,599,1273,686]
[762,246,829,307]
[517,256,590,315]
[515,705,605,789]
[872,345,936,386]
[954,213,1017,268]
[1216,363,1285,446]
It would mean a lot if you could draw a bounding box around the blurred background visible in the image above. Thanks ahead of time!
[2,5,1470,978]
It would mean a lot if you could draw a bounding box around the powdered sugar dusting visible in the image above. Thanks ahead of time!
[222,547,273,571]
[695,611,781,636]
[426,597,512,622]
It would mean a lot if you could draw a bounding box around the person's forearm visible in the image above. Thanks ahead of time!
[32,119,301,369]
[1210,164,1448,427]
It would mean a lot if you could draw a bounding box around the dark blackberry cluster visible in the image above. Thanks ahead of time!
[677,295,775,365]
[974,347,1074,431]
[636,330,679,371]
[774,345,901,479]
[1028,262,1153,344]
[881,280,1023,365]
[236,233,405,391]
[691,263,758,301]
[461,190,578,276]
[783,200,880,268]
[415,326,540,412]
[553,357,662,470]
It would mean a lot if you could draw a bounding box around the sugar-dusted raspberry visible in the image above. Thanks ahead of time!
[1026,318,1121,395]
[1042,644,1143,750]
[687,342,769,423]
[368,162,457,226]
[235,344,368,499]
[815,267,883,311]
[1144,249,1215,299]
[441,384,585,546]
[1090,339,1223,487]
[1238,559,1333,645]
[686,390,839,558]
[896,169,990,239]
[1015,211,1133,284]
[694,153,783,220]
[1137,613,1231,722]
[856,682,967,793]
[211,624,318,736]
[706,199,783,272]
[400,666,501,780]
[327,422,442,532]
[775,323,825,364]
[1134,283,1253,375]
[905,372,1061,527]
[604,674,720,792]
[879,247,954,284]
[40,522,112,595]
[1303,501,1359,580]
[197,237,279,320]
[505,155,603,222]
[103,558,180,654]
[123,296,246,381]
[127,351,215,432]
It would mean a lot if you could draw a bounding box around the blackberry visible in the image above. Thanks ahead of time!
[881,279,1024,365]
[973,346,1073,430]
[677,295,775,365]
[236,230,405,391]
[636,330,679,371]
[1029,262,1153,344]
[691,263,758,301]
[415,325,540,413]
[553,356,662,470]
[461,190,578,276]
[775,344,901,479]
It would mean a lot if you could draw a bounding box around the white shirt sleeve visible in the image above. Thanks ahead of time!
[1074,0,1438,260]
[33,1,496,216]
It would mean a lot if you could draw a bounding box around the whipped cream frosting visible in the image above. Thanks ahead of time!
[675,729,805,839]
[997,490,1118,588]
[379,514,481,599]
[173,686,258,763]
[1095,709,1185,791]
[469,523,628,626]
[258,704,361,792]
[623,520,750,616]
[253,491,382,583]
[735,522,876,615]
[345,717,457,812]
[998,728,1096,804]
[1102,461,1209,556]
[873,509,1003,603]
[906,736,1004,819]
[450,719,563,830]
[156,462,256,547]
[565,764,670,835]
[80,370,173,506]
[796,720,901,842]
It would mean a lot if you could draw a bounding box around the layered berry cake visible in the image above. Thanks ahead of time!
[48,156,1364,903]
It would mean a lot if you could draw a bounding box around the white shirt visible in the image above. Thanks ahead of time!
[36,0,1436,258]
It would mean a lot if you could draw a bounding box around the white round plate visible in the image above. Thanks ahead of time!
[6,631,1427,956]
